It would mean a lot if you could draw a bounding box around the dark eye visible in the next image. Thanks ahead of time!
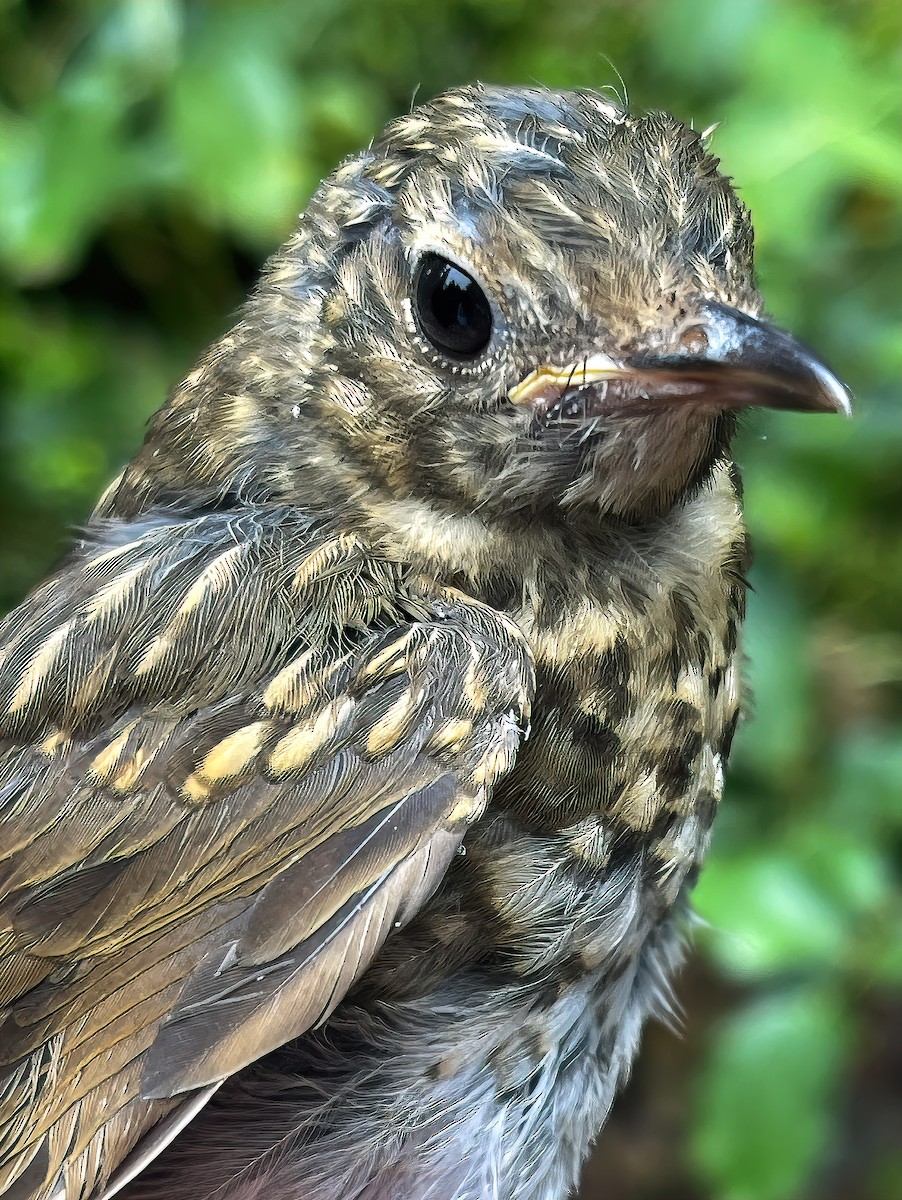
[414,253,493,358]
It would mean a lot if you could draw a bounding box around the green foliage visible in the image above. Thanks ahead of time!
[695,984,849,1200]
[1,2,899,1197]
[692,985,853,1200]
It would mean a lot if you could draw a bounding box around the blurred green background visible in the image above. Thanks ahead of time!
[0,1,899,1197]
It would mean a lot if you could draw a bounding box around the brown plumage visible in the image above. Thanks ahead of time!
[0,84,849,1200]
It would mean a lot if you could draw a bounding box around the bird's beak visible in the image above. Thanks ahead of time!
[508,300,852,419]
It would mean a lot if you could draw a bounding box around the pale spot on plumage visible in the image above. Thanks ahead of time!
[562,816,612,869]
[262,647,324,714]
[446,786,485,827]
[462,653,488,712]
[97,534,250,688]
[724,661,741,707]
[110,746,151,793]
[527,601,617,667]
[358,633,413,683]
[83,535,163,580]
[226,394,262,435]
[594,98,624,122]
[365,689,417,757]
[92,469,125,515]
[469,131,566,170]
[133,635,174,679]
[69,651,119,715]
[181,774,209,805]
[390,114,429,140]
[183,365,205,390]
[675,665,706,710]
[713,751,725,794]
[7,622,73,715]
[88,722,138,782]
[268,697,353,777]
[175,543,246,619]
[84,561,149,624]
[608,768,659,832]
[293,534,366,593]
[427,718,474,755]
[193,721,272,786]
[695,743,720,795]
[654,811,710,897]
[39,729,71,757]
[369,497,501,581]
[471,738,517,788]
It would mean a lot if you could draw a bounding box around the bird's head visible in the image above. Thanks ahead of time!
[109,84,849,547]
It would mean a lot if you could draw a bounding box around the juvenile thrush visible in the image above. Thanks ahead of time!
[0,84,850,1200]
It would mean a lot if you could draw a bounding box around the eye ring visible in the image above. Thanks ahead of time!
[413,252,494,359]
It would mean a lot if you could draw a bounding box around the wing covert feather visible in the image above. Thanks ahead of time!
[0,508,533,1198]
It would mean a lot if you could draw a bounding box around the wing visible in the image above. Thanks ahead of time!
[0,505,533,1199]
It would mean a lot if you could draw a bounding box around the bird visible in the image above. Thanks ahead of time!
[0,83,850,1200]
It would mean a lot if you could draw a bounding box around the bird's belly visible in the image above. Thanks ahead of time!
[117,914,683,1200]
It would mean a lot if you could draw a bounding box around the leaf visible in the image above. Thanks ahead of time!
[695,851,846,978]
[731,560,814,782]
[165,10,308,241]
[691,986,851,1200]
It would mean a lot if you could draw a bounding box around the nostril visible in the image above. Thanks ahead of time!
[679,326,709,355]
